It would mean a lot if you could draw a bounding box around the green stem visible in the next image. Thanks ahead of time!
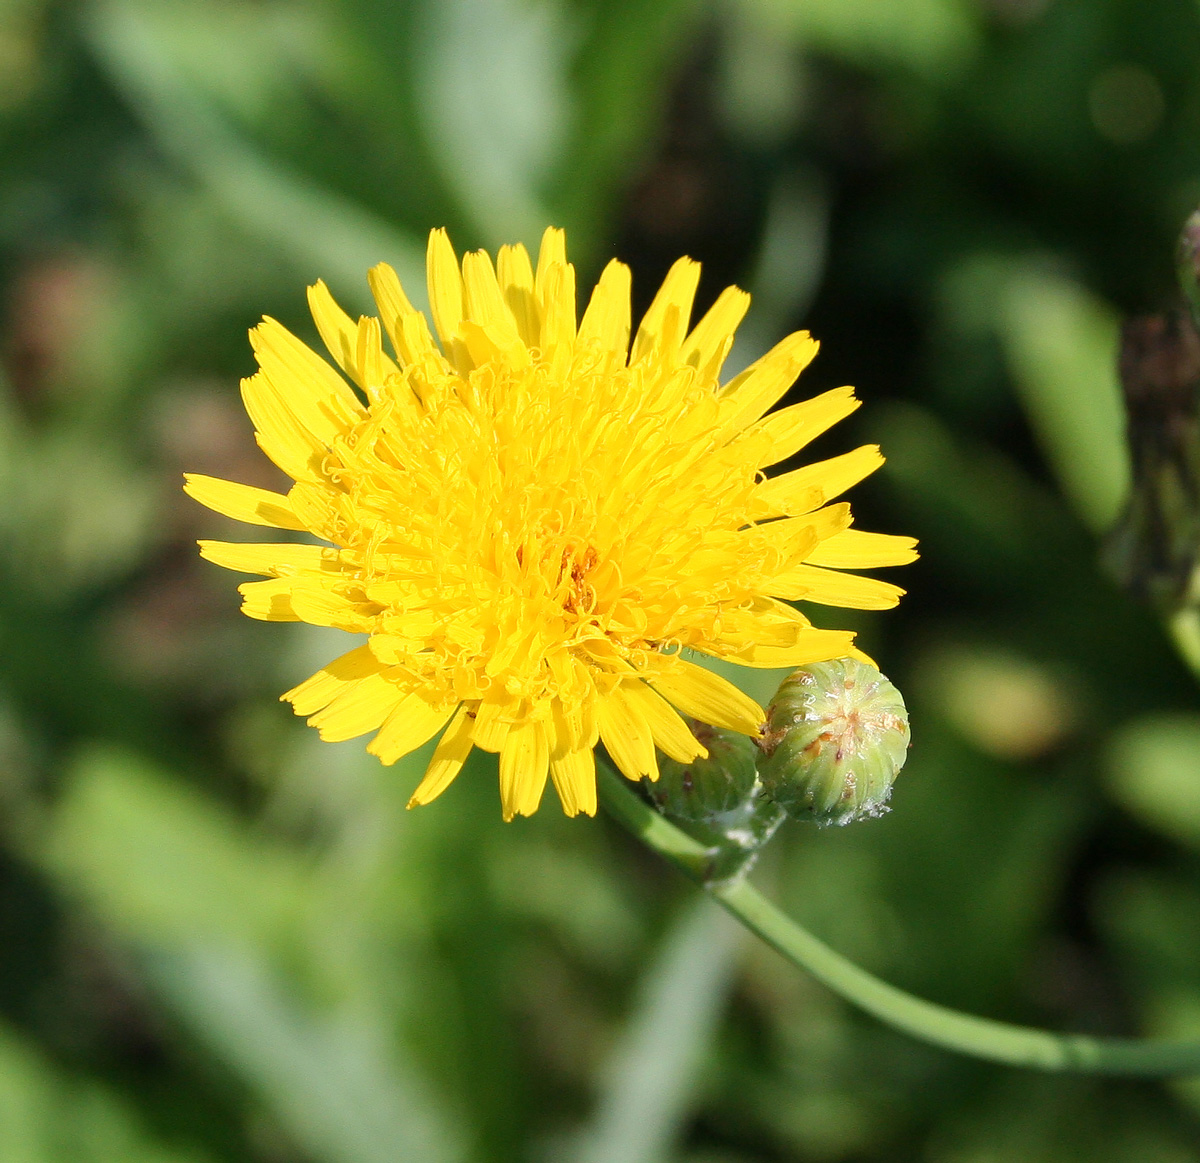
[598,764,1200,1076]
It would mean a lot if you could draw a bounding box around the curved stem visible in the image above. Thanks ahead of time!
[598,764,1200,1076]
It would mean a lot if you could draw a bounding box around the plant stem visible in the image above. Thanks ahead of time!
[598,763,1200,1076]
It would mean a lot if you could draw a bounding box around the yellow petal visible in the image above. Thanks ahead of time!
[398,312,445,373]
[630,257,700,366]
[805,529,919,568]
[549,745,596,817]
[250,317,364,439]
[471,693,518,752]
[283,643,384,716]
[307,671,403,742]
[534,227,567,300]
[804,502,855,541]
[239,576,373,629]
[770,563,905,609]
[367,262,443,367]
[183,474,305,530]
[288,585,376,631]
[597,685,658,781]
[462,252,529,368]
[741,520,820,576]
[306,288,398,400]
[681,285,751,377]
[237,578,302,621]
[307,280,359,382]
[755,444,884,516]
[286,481,344,542]
[707,627,858,668]
[539,260,576,359]
[741,385,861,468]
[367,617,441,664]
[577,259,632,358]
[368,691,457,766]
[240,372,325,482]
[426,228,465,353]
[749,503,851,562]
[620,680,706,764]
[499,718,550,820]
[715,331,818,440]
[197,540,342,577]
[708,598,812,652]
[648,660,764,736]
[550,682,599,756]
[497,243,539,348]
[463,250,510,330]
[409,704,475,807]
[355,315,397,397]
[747,486,823,523]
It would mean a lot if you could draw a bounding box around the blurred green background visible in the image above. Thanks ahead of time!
[4,0,1200,1159]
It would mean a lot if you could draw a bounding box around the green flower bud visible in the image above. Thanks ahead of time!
[646,723,759,823]
[645,722,785,882]
[757,658,910,827]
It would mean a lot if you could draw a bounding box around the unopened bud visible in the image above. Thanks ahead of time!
[756,659,910,826]
[646,722,784,881]
[646,723,759,823]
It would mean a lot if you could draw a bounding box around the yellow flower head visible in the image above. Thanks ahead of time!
[186,228,916,820]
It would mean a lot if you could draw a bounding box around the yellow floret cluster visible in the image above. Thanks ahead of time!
[186,228,916,819]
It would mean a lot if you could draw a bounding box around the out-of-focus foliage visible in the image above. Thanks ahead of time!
[4,0,1200,1159]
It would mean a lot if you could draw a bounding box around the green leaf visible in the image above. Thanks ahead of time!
[412,0,566,248]
[734,0,980,79]
[550,0,704,259]
[45,746,309,951]
[999,266,1131,535]
[0,429,158,598]
[868,402,1084,589]
[574,896,740,1163]
[86,0,425,309]
[1106,713,1200,849]
[0,1021,205,1163]
[148,947,463,1163]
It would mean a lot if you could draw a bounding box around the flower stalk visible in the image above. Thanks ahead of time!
[598,762,1200,1076]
